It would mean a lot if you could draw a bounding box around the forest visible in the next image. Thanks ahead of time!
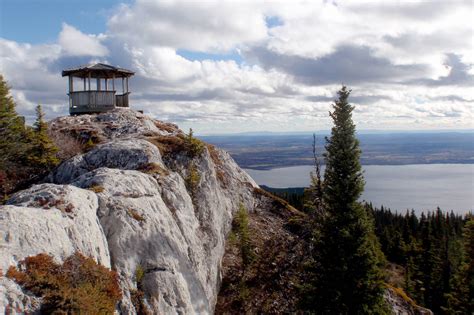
[265,185,473,314]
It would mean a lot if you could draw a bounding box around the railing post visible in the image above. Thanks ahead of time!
[69,76,73,93]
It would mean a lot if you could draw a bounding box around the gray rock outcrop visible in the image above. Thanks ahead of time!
[1,184,110,271]
[0,109,257,314]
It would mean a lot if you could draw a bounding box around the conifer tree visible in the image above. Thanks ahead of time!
[29,105,59,169]
[0,74,28,168]
[311,86,387,313]
[0,74,32,197]
[304,134,324,216]
[445,216,474,313]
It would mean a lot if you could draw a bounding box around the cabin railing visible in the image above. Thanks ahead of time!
[69,91,116,114]
[115,93,129,108]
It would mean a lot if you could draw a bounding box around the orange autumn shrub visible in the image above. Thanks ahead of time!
[6,252,121,314]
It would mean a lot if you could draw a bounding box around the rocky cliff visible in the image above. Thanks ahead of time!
[0,109,429,314]
[1,109,262,314]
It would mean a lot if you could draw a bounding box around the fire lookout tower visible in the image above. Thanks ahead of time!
[62,63,134,115]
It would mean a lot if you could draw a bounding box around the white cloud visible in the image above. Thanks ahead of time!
[108,0,268,52]
[0,0,473,132]
[264,0,473,80]
[58,23,109,57]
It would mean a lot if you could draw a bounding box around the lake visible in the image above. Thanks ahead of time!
[244,164,474,215]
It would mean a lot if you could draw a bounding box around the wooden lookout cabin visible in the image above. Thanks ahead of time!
[62,63,134,115]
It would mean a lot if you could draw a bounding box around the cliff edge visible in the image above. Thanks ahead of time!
[1,108,260,314]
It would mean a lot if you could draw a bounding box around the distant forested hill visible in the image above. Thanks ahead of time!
[201,132,474,169]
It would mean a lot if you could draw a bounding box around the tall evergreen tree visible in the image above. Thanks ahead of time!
[0,74,32,197]
[445,216,474,313]
[28,105,59,169]
[0,74,28,169]
[311,86,387,313]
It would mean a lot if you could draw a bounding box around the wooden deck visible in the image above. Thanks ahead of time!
[69,91,129,114]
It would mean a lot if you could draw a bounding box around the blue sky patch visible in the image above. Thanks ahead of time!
[265,16,283,28]
[0,0,129,43]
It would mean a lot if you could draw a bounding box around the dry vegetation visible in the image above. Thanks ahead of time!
[386,283,420,309]
[153,120,179,134]
[145,129,205,159]
[25,195,75,213]
[138,162,169,176]
[47,129,83,161]
[127,208,146,222]
[207,144,229,187]
[130,265,152,315]
[88,184,105,193]
[6,252,122,314]
[145,135,186,156]
[253,187,300,216]
[215,192,309,314]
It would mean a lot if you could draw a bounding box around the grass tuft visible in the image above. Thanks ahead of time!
[88,185,105,193]
[127,208,146,222]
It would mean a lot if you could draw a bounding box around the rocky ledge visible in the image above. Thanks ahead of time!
[1,109,261,314]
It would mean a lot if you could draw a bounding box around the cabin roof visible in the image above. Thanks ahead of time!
[62,63,135,78]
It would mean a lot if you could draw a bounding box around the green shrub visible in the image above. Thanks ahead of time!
[83,137,96,151]
[27,105,59,170]
[227,231,237,245]
[185,162,201,202]
[135,265,145,286]
[183,128,205,158]
[6,252,122,314]
[238,279,251,302]
[132,265,151,315]
[233,204,255,269]
[1,193,8,205]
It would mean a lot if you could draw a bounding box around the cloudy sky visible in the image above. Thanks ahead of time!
[0,0,473,134]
